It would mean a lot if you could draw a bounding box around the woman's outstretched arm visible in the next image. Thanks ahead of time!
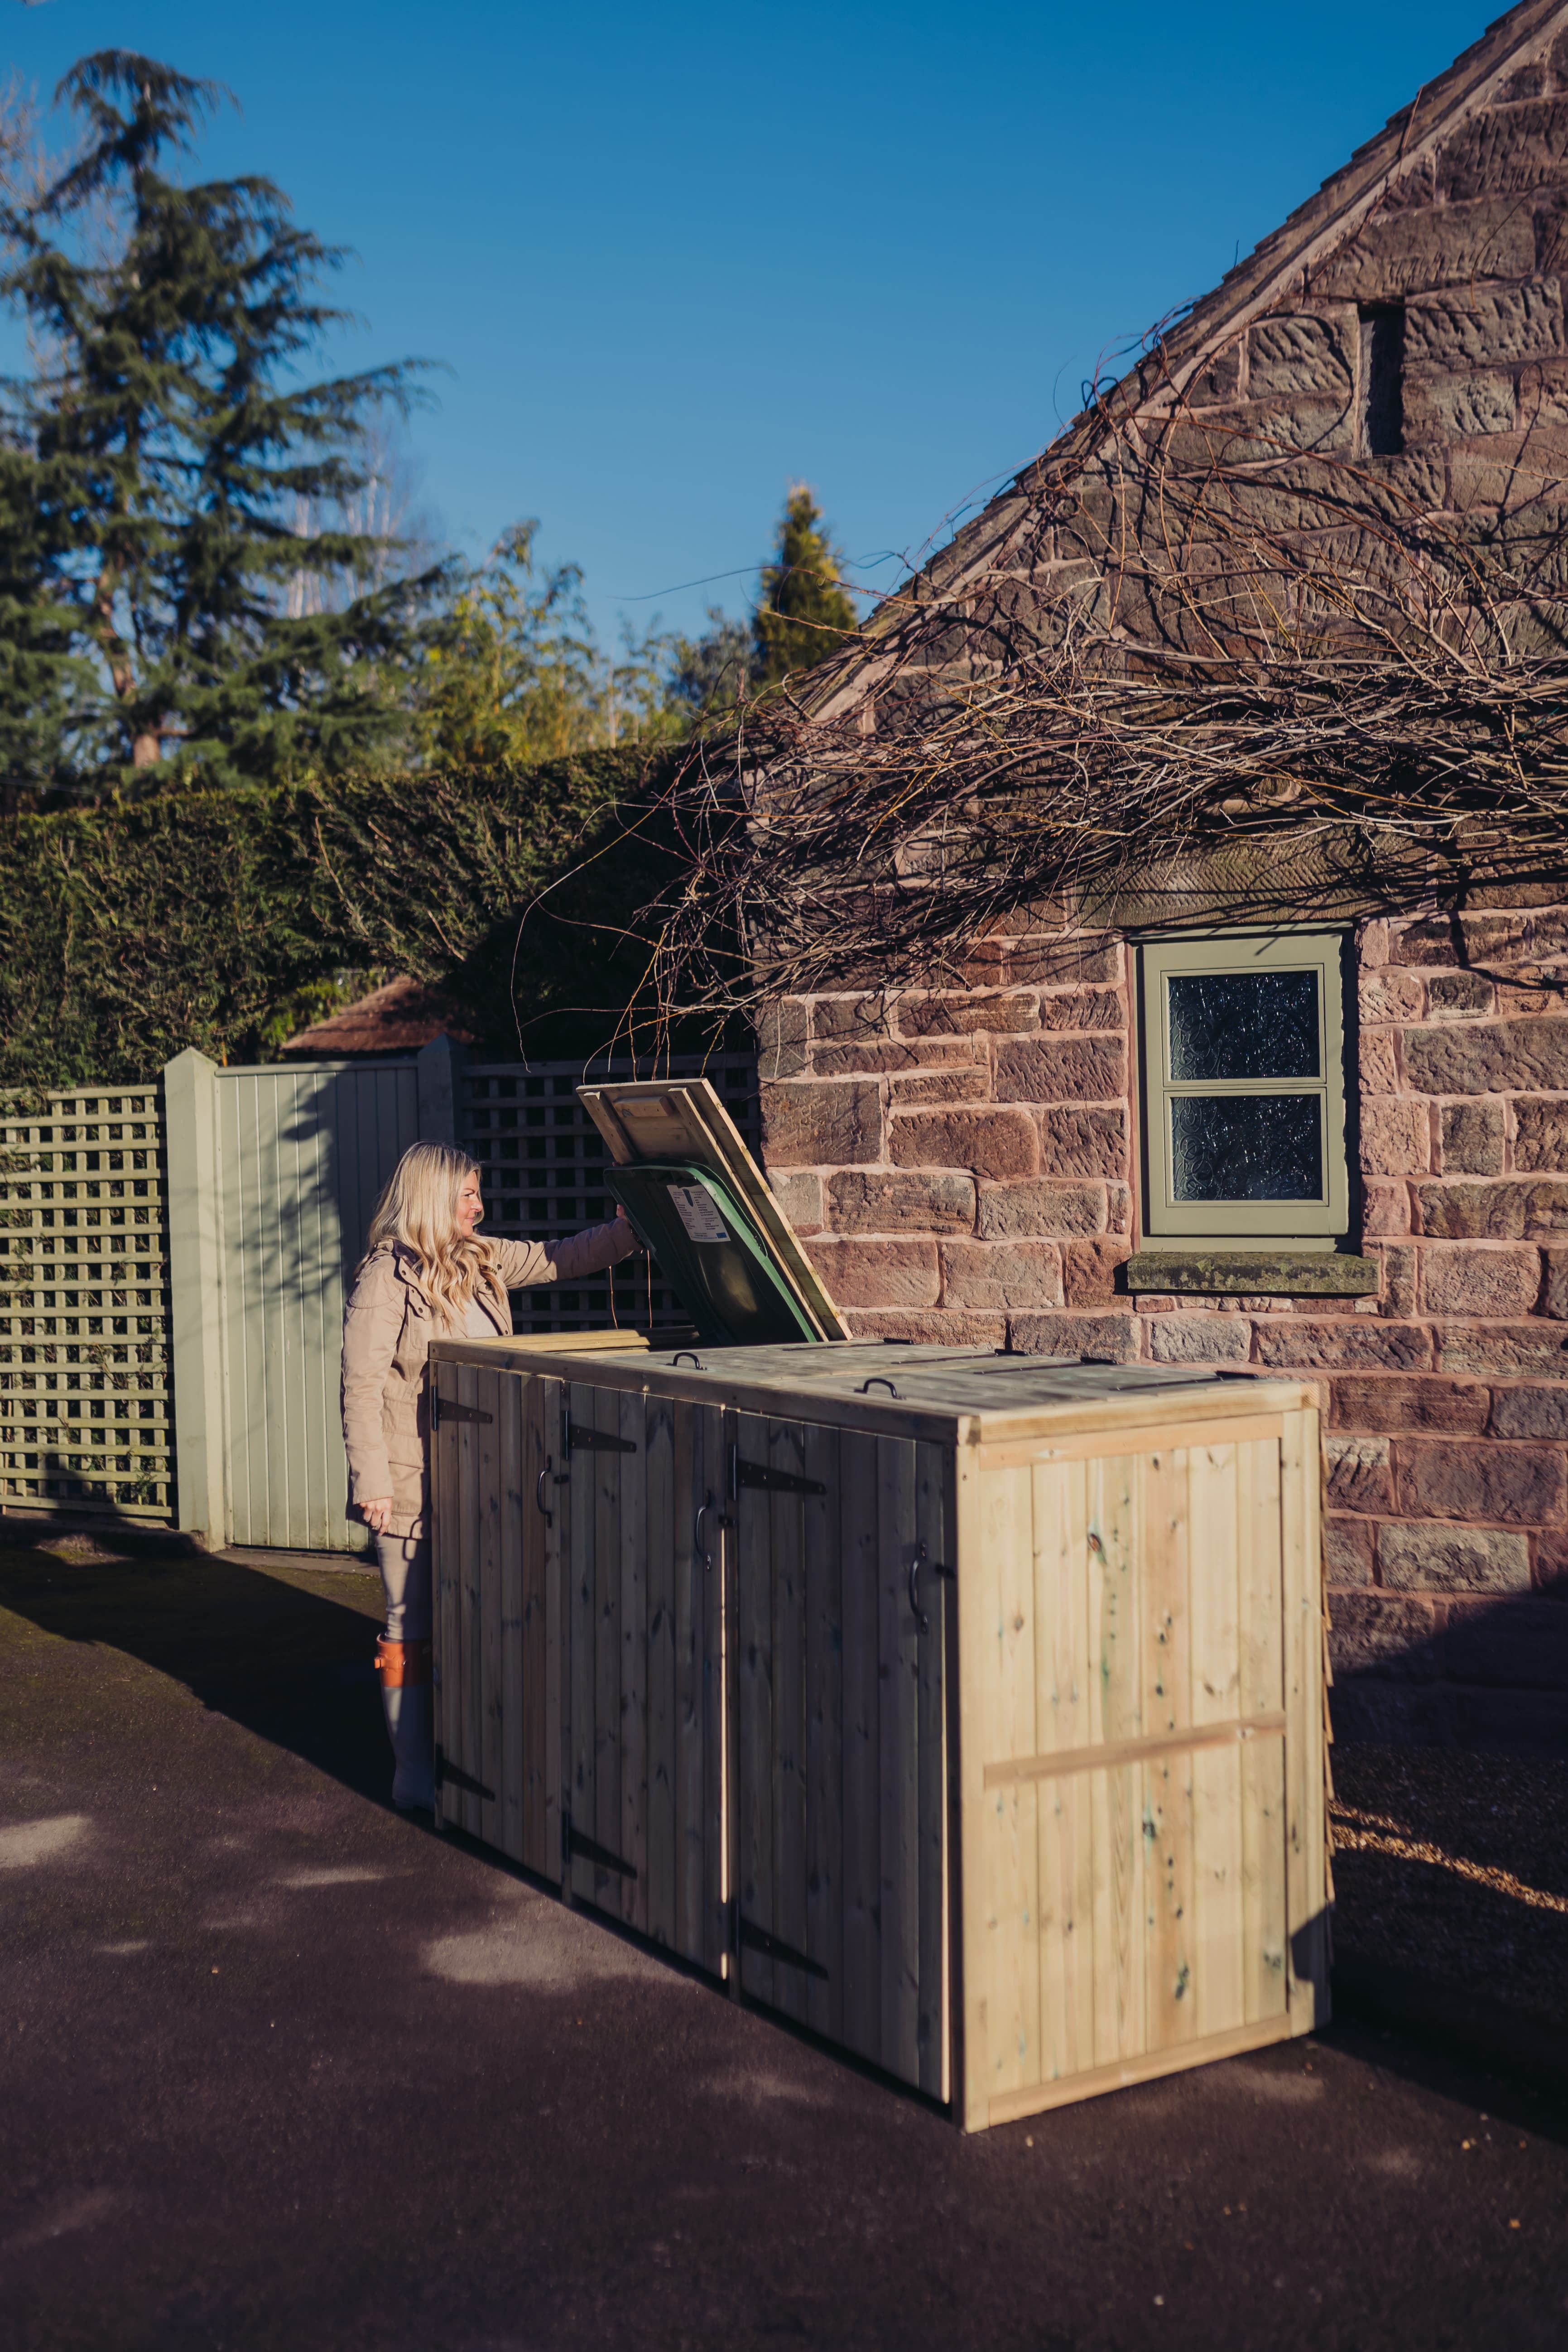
[490,1212,641,1291]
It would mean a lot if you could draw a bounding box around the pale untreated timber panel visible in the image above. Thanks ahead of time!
[619,1384,648,1931]
[981,1461,1039,2105]
[1188,1441,1243,2039]
[954,1441,987,2132]
[425,1338,1320,2131]
[803,1416,844,2046]
[771,1422,809,2025]
[521,1376,553,1872]
[878,1436,920,2083]
[914,1439,948,2102]
[1141,1447,1193,2053]
[567,1379,596,1901]
[645,1393,677,1948]
[541,1376,567,1882]
[840,1430,881,2064]
[592,1382,623,1908]
[457,1361,484,1840]
[736,1411,775,2010]
[1033,1459,1092,2087]
[1281,1408,1329,2031]
[672,1397,704,1959]
[1089,1454,1143,2068]
[977,1415,1284,1470]
[478,1369,505,1854]
[499,1378,525,1867]
[698,1403,728,1977]
[988,2011,1296,2127]
[433,1378,462,1834]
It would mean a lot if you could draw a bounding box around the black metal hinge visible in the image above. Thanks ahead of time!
[728,1444,825,1499]
[733,1907,829,1982]
[562,1808,638,1880]
[431,1391,493,1430]
[563,1417,637,1457]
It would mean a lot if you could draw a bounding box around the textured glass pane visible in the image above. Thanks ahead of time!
[1171,1094,1322,1201]
[1168,970,1320,1081]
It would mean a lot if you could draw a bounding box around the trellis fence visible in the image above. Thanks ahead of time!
[0,1043,758,1546]
[0,1085,175,1520]
[458,1053,760,1339]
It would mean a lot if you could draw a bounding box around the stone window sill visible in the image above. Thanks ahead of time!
[1124,1251,1380,1298]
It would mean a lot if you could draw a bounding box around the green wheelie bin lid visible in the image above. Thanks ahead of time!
[606,1158,822,1348]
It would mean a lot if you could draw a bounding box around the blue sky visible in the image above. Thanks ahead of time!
[5,0,1494,644]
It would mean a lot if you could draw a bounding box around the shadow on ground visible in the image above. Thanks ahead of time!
[6,1512,1568,2158]
[0,1515,389,1805]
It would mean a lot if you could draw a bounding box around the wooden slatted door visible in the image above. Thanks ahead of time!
[960,1424,1295,2130]
[431,1358,517,1845]
[560,1378,727,1975]
[731,1413,950,2098]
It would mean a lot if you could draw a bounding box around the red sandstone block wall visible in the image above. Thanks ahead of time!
[757,901,1568,1723]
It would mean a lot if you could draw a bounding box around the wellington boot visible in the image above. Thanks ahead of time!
[375,1637,435,1810]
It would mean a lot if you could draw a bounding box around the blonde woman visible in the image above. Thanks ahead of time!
[341,1140,639,1809]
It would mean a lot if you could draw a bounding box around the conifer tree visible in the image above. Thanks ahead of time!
[0,52,442,798]
[751,485,856,688]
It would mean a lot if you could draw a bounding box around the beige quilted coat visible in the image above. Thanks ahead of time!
[341,1223,638,1535]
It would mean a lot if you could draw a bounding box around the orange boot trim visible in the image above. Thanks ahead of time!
[374,1636,433,1689]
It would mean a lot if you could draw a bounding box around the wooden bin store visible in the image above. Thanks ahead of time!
[428,1334,1328,2131]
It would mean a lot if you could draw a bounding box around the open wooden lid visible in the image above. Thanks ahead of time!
[577,1077,850,1343]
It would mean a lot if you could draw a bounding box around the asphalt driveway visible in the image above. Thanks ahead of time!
[2,1526,1565,2352]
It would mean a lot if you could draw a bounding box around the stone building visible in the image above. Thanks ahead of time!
[756,0,1568,1751]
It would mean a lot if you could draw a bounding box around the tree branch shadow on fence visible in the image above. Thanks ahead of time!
[0,1508,391,1807]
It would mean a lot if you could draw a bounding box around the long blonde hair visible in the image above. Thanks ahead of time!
[362,1143,503,1323]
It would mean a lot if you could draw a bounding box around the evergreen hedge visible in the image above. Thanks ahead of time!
[0,750,691,1089]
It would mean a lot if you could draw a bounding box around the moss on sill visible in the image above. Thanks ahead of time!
[1125,1251,1380,1298]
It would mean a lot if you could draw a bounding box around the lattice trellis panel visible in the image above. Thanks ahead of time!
[0,1086,175,1520]
[459,1054,760,1337]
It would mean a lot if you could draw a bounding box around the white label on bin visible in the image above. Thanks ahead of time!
[667,1181,729,1244]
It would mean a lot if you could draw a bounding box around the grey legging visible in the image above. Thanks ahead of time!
[375,1532,431,1645]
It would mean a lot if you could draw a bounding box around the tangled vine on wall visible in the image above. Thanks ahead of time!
[599,351,1568,1040]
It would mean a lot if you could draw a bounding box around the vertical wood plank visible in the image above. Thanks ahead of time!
[457,1361,483,1840]
[702,1404,730,1979]
[645,1392,676,1948]
[1238,1433,1289,2023]
[1188,1441,1244,2039]
[619,1383,648,1931]
[914,1439,949,2102]
[568,1379,596,1901]
[953,1434,988,2131]
[878,1435,920,2085]
[1033,1460,1093,2086]
[979,1459,1039,2105]
[840,1430,881,2064]
[593,1381,622,1908]
[1281,1407,1329,2031]
[803,1418,843,2045]
[497,1371,526,1864]
[771,1419,809,2025]
[519,1375,548,1872]
[736,1411,774,2008]
[477,1369,505,1854]
[672,1397,705,1962]
[433,1369,460,1834]
[541,1376,565,1883]
[1089,1453,1143,2066]
[1141,1444,1194,2055]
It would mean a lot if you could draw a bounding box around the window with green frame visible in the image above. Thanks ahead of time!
[1137,931,1352,1251]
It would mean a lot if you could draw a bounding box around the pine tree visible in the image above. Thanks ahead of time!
[0,52,443,798]
[751,484,856,688]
